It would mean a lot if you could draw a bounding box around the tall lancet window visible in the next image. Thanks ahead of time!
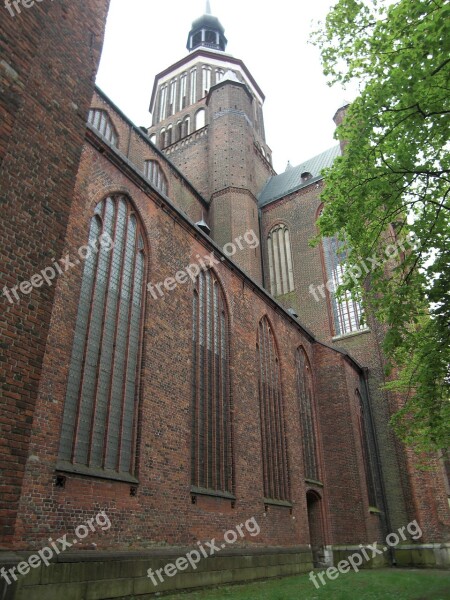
[322,233,366,336]
[215,68,225,84]
[202,65,212,95]
[190,68,197,105]
[191,270,233,494]
[179,73,187,111]
[257,317,290,501]
[169,79,177,116]
[58,196,146,477]
[195,109,206,131]
[296,347,320,481]
[159,85,168,122]
[267,224,295,297]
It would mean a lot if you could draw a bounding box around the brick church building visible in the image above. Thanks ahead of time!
[1,2,448,598]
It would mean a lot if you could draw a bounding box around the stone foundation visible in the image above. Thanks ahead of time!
[0,546,313,600]
[331,543,450,570]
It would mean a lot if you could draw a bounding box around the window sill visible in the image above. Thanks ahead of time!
[332,328,371,342]
[368,506,382,515]
[263,498,293,508]
[56,461,139,484]
[190,486,236,501]
[305,478,324,487]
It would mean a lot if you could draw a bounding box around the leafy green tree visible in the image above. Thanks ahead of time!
[312,0,450,452]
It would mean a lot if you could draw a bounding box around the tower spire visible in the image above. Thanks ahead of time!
[187,4,227,52]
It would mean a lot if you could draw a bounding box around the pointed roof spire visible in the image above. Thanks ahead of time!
[187,4,227,52]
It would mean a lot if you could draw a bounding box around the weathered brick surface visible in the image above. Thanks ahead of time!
[149,59,274,284]
[8,128,377,555]
[0,0,110,546]
[1,6,448,593]
[260,173,449,543]
[89,90,207,224]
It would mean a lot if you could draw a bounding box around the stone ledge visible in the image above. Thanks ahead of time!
[1,547,313,600]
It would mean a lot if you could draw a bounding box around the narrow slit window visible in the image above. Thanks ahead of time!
[190,68,197,105]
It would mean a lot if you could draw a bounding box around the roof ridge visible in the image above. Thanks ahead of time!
[289,143,341,171]
[258,144,341,207]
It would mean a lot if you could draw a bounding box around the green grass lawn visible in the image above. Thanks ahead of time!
[161,569,450,600]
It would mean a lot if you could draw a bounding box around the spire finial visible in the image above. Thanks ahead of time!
[206,0,212,14]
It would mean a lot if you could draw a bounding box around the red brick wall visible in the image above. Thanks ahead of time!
[90,90,207,224]
[164,124,211,201]
[10,135,375,552]
[0,0,110,546]
[261,176,450,543]
[313,344,375,543]
[3,1,445,564]
[207,82,264,283]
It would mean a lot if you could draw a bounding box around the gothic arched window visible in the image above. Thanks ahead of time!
[195,108,206,131]
[267,224,295,297]
[183,116,191,138]
[169,79,177,116]
[322,233,366,336]
[160,128,166,148]
[257,317,290,501]
[191,270,233,493]
[190,68,197,105]
[166,124,173,146]
[144,160,168,196]
[202,66,212,95]
[179,73,187,111]
[215,68,225,84]
[88,109,118,147]
[58,196,146,477]
[158,85,168,122]
[296,347,320,481]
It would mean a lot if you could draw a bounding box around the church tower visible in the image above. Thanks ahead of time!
[148,3,275,283]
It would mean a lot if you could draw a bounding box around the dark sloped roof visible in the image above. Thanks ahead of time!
[258,144,341,207]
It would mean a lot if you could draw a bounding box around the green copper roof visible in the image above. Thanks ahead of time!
[258,145,341,207]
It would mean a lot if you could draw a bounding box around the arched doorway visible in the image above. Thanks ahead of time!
[307,490,326,567]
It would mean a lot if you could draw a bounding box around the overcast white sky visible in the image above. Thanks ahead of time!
[96,0,354,174]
